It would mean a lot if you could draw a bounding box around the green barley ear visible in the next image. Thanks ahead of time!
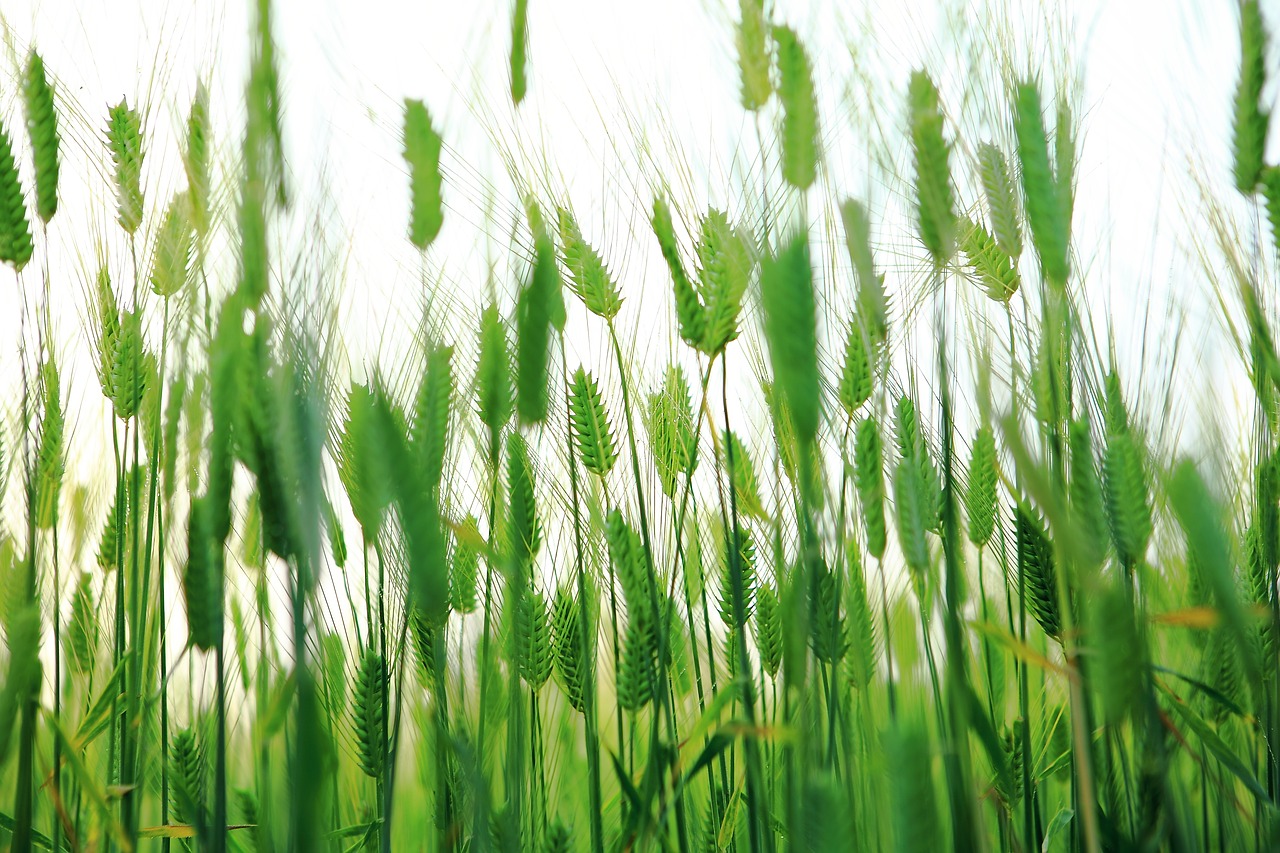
[237,161,269,305]
[809,557,845,663]
[238,785,267,848]
[651,195,705,347]
[410,608,441,689]
[491,805,521,852]
[476,302,513,439]
[671,368,699,476]
[1101,430,1152,569]
[516,585,553,689]
[1014,80,1069,288]
[996,722,1024,806]
[34,357,64,531]
[718,526,757,628]
[1068,419,1109,570]
[338,383,395,543]
[1054,94,1077,233]
[321,632,347,716]
[106,100,144,234]
[1104,370,1130,435]
[507,432,542,570]
[412,342,454,494]
[516,202,562,424]
[352,649,387,778]
[184,82,211,237]
[1015,504,1059,639]
[1200,628,1244,723]
[840,199,889,349]
[169,728,207,830]
[1091,580,1142,724]
[22,51,60,223]
[240,349,296,563]
[755,581,783,677]
[403,98,444,249]
[246,0,287,206]
[960,218,1019,303]
[393,392,452,617]
[1249,517,1269,604]
[1169,460,1264,692]
[66,572,98,676]
[605,509,647,607]
[773,25,819,190]
[894,457,932,580]
[843,551,878,689]
[184,371,208,496]
[183,496,225,651]
[542,819,572,853]
[97,491,125,570]
[839,318,873,418]
[241,491,264,570]
[896,395,941,529]
[162,372,186,504]
[1234,0,1269,193]
[323,494,347,569]
[93,268,121,404]
[696,208,752,355]
[208,298,245,542]
[618,615,658,712]
[551,585,587,712]
[736,0,771,111]
[1034,347,1061,435]
[665,589,692,687]
[569,367,618,477]
[724,429,767,520]
[895,394,919,460]
[887,718,941,853]
[0,122,33,271]
[908,70,955,264]
[510,0,529,105]
[1263,166,1280,255]
[965,425,998,547]
[110,309,153,421]
[647,365,698,497]
[760,231,820,444]
[151,191,194,298]
[450,516,480,613]
[765,378,816,494]
[854,417,887,559]
[557,207,622,319]
[977,142,1021,258]
[1256,448,1280,577]
[229,597,252,695]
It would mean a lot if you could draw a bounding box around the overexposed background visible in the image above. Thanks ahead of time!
[0,0,1246,390]
[0,0,1261,688]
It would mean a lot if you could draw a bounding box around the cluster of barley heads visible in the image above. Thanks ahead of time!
[0,0,1278,851]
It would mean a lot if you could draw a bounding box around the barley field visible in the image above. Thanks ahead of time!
[0,0,1275,851]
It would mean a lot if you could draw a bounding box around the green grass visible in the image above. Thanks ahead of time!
[0,1,1278,851]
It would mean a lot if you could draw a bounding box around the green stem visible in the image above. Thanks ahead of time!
[605,321,690,853]
[713,355,769,853]
[13,279,39,851]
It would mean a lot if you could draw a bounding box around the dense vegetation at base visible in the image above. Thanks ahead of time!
[0,1,1279,851]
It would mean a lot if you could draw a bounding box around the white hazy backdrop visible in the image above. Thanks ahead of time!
[0,0,1262,692]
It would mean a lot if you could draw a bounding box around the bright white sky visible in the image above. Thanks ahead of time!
[0,0,1259,545]
[0,0,1268,725]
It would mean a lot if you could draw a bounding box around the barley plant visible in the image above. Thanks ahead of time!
[0,0,1278,851]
